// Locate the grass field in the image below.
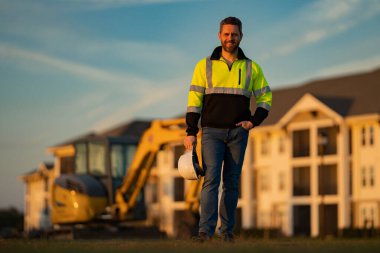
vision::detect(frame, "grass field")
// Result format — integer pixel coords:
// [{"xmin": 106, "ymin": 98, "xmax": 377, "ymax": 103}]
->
[{"xmin": 1, "ymin": 238, "xmax": 380, "ymax": 253}]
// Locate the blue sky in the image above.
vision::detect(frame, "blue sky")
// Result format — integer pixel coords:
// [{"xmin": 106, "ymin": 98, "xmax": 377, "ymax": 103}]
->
[{"xmin": 1, "ymin": 0, "xmax": 380, "ymax": 210}]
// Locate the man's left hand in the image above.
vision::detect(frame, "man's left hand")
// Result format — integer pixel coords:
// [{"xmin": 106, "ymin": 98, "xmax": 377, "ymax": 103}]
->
[{"xmin": 236, "ymin": 121, "xmax": 254, "ymax": 130}]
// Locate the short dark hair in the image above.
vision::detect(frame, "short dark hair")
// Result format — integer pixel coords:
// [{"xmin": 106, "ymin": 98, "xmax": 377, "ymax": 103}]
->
[{"xmin": 220, "ymin": 17, "xmax": 242, "ymax": 35}]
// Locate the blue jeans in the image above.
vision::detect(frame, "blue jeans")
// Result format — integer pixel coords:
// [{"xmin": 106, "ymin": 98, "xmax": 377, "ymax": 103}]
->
[{"xmin": 199, "ymin": 126, "xmax": 249, "ymax": 236}]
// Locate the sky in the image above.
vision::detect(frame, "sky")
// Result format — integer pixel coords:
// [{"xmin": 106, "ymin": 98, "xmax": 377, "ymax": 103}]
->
[{"xmin": 1, "ymin": 0, "xmax": 380, "ymax": 211}]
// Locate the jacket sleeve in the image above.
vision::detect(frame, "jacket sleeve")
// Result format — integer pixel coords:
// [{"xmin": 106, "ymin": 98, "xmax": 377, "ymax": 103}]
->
[
  {"xmin": 250, "ymin": 62, "xmax": 272, "ymax": 127},
  {"xmin": 186, "ymin": 59, "xmax": 207, "ymax": 136}
]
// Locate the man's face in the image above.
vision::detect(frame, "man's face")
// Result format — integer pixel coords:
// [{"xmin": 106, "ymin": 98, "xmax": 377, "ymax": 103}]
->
[{"xmin": 218, "ymin": 24, "xmax": 242, "ymax": 53}]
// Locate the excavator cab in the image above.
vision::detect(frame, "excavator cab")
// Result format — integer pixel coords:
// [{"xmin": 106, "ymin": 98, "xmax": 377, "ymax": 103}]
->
[
  {"xmin": 51, "ymin": 174, "xmax": 108, "ymax": 224},
  {"xmin": 51, "ymin": 135, "xmax": 145, "ymax": 224}
]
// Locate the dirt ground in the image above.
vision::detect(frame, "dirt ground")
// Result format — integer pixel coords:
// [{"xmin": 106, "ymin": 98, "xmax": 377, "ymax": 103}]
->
[{"xmin": 1, "ymin": 238, "xmax": 380, "ymax": 253}]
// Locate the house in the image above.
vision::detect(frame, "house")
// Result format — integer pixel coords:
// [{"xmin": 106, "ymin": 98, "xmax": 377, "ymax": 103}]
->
[
  {"xmin": 245, "ymin": 68, "xmax": 380, "ymax": 236},
  {"xmin": 20, "ymin": 162, "xmax": 54, "ymax": 233}
]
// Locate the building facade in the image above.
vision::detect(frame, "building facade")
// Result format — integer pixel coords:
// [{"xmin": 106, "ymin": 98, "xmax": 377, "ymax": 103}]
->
[
  {"xmin": 20, "ymin": 162, "xmax": 54, "ymax": 233},
  {"xmin": 249, "ymin": 93, "xmax": 379, "ymax": 236}
]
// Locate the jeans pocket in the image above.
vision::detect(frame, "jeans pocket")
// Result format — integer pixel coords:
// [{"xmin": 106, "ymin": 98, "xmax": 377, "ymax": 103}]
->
[{"xmin": 240, "ymin": 126, "xmax": 249, "ymax": 132}]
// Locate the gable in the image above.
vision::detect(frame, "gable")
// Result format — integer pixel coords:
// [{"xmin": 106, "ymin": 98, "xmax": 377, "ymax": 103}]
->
[{"xmin": 277, "ymin": 93, "xmax": 344, "ymax": 128}]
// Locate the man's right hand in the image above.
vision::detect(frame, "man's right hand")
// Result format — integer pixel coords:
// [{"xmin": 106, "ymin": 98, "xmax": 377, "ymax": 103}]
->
[{"xmin": 184, "ymin": 136, "xmax": 197, "ymax": 150}]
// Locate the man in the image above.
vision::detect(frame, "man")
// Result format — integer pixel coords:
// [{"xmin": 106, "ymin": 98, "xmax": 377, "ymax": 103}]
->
[{"xmin": 184, "ymin": 17, "xmax": 272, "ymax": 242}]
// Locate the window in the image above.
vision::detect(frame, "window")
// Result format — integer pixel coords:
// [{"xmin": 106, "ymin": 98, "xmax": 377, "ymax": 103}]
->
[
  {"xmin": 293, "ymin": 129, "xmax": 310, "ymax": 157},
  {"xmin": 319, "ymin": 204, "xmax": 338, "ymax": 236},
  {"xmin": 370, "ymin": 208, "xmax": 375, "ymax": 227},
  {"xmin": 278, "ymin": 171, "xmax": 285, "ymax": 191},
  {"xmin": 110, "ymin": 144, "xmax": 137, "ymax": 178},
  {"xmin": 369, "ymin": 126, "xmax": 374, "ymax": 145},
  {"xmin": 75, "ymin": 143, "xmax": 87, "ymax": 174},
  {"xmin": 261, "ymin": 136, "xmax": 270, "ymax": 156},
  {"xmin": 278, "ymin": 137, "xmax": 285, "ymax": 154},
  {"xmin": 61, "ymin": 156, "xmax": 75, "ymax": 174},
  {"xmin": 260, "ymin": 171, "xmax": 271, "ymax": 192},
  {"xmin": 370, "ymin": 166, "xmax": 375, "ymax": 187},
  {"xmin": 318, "ymin": 127, "xmax": 338, "ymax": 155},
  {"xmin": 111, "ymin": 145, "xmax": 124, "ymax": 178},
  {"xmin": 362, "ymin": 127, "xmax": 366, "ymax": 146},
  {"xmin": 293, "ymin": 166, "xmax": 310, "ymax": 196},
  {"xmin": 318, "ymin": 164, "xmax": 337, "ymax": 195},
  {"xmin": 126, "ymin": 145, "xmax": 136, "ymax": 170},
  {"xmin": 362, "ymin": 167, "xmax": 366, "ymax": 187},
  {"xmin": 89, "ymin": 142, "xmax": 106, "ymax": 176},
  {"xmin": 293, "ymin": 205, "xmax": 311, "ymax": 236}
]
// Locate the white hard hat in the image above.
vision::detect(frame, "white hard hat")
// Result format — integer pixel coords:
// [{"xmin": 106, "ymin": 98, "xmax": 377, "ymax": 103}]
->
[{"xmin": 178, "ymin": 148, "xmax": 204, "ymax": 180}]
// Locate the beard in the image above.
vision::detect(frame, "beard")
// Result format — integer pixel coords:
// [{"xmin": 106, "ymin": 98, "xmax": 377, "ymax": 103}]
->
[{"xmin": 221, "ymin": 40, "xmax": 240, "ymax": 53}]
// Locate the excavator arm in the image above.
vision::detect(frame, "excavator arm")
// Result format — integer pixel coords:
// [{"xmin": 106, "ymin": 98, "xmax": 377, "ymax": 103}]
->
[{"xmin": 112, "ymin": 118, "xmax": 192, "ymax": 219}]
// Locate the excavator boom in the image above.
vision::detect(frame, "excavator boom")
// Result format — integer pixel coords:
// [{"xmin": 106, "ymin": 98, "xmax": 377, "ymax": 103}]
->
[{"xmin": 113, "ymin": 118, "xmax": 196, "ymax": 219}]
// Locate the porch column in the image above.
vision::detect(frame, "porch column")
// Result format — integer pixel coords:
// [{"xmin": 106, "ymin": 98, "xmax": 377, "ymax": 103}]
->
[
  {"xmin": 241, "ymin": 136, "xmax": 254, "ymax": 228},
  {"xmin": 338, "ymin": 123, "xmax": 350, "ymax": 229}
]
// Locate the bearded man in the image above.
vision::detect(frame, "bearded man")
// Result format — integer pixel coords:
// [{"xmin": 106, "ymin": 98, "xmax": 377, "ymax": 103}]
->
[{"xmin": 184, "ymin": 16, "xmax": 272, "ymax": 243}]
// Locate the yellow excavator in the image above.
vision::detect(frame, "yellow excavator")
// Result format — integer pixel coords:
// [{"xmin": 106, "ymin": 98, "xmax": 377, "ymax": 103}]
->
[{"xmin": 51, "ymin": 118, "xmax": 203, "ymax": 226}]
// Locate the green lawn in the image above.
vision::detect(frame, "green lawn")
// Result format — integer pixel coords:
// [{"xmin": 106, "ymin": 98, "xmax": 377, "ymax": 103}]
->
[{"xmin": 1, "ymin": 238, "xmax": 380, "ymax": 253}]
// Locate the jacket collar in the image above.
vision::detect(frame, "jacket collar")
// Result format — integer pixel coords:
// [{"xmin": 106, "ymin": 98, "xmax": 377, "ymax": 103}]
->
[{"xmin": 210, "ymin": 46, "xmax": 248, "ymax": 60}]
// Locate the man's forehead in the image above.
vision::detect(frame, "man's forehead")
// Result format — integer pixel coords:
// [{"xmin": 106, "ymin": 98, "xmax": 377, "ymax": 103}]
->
[{"xmin": 220, "ymin": 24, "xmax": 240, "ymax": 33}]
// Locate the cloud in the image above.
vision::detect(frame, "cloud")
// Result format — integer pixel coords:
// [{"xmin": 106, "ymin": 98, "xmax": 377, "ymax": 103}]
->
[
  {"xmin": 0, "ymin": 0, "xmax": 190, "ymax": 66},
  {"xmin": 0, "ymin": 42, "xmax": 187, "ymax": 128},
  {"xmin": 309, "ymin": 0, "xmax": 358, "ymax": 22},
  {"xmin": 259, "ymin": 0, "xmax": 380, "ymax": 61},
  {"xmin": 92, "ymin": 76, "xmax": 187, "ymax": 131},
  {"xmin": 273, "ymin": 30, "xmax": 328, "ymax": 56},
  {"xmin": 0, "ymin": 0, "xmax": 191, "ymax": 79},
  {"xmin": 0, "ymin": 0, "xmax": 193, "ymax": 135},
  {"xmin": 0, "ymin": 42, "xmax": 148, "ymax": 88},
  {"xmin": 79, "ymin": 39, "xmax": 190, "ymax": 76},
  {"xmin": 63, "ymin": 0, "xmax": 204, "ymax": 10},
  {"xmin": 274, "ymin": 54, "xmax": 380, "ymax": 87},
  {"xmin": 316, "ymin": 54, "xmax": 380, "ymax": 78}
]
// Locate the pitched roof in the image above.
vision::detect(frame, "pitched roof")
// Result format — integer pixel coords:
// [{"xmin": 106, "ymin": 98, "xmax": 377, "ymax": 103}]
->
[
  {"xmin": 50, "ymin": 119, "xmax": 152, "ymax": 148},
  {"xmin": 20, "ymin": 162, "xmax": 54, "ymax": 180},
  {"xmin": 50, "ymin": 132, "xmax": 97, "ymax": 148},
  {"xmin": 98, "ymin": 119, "xmax": 152, "ymax": 138},
  {"xmin": 254, "ymin": 68, "xmax": 380, "ymax": 126}
]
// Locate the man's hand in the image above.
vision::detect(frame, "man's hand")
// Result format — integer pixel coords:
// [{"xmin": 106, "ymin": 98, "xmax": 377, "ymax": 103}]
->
[
  {"xmin": 184, "ymin": 136, "xmax": 197, "ymax": 150},
  {"xmin": 236, "ymin": 121, "xmax": 254, "ymax": 130}
]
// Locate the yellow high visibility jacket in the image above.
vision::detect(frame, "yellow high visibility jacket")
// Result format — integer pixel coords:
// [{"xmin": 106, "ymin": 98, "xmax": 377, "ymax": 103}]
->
[{"xmin": 186, "ymin": 46, "xmax": 272, "ymax": 136}]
